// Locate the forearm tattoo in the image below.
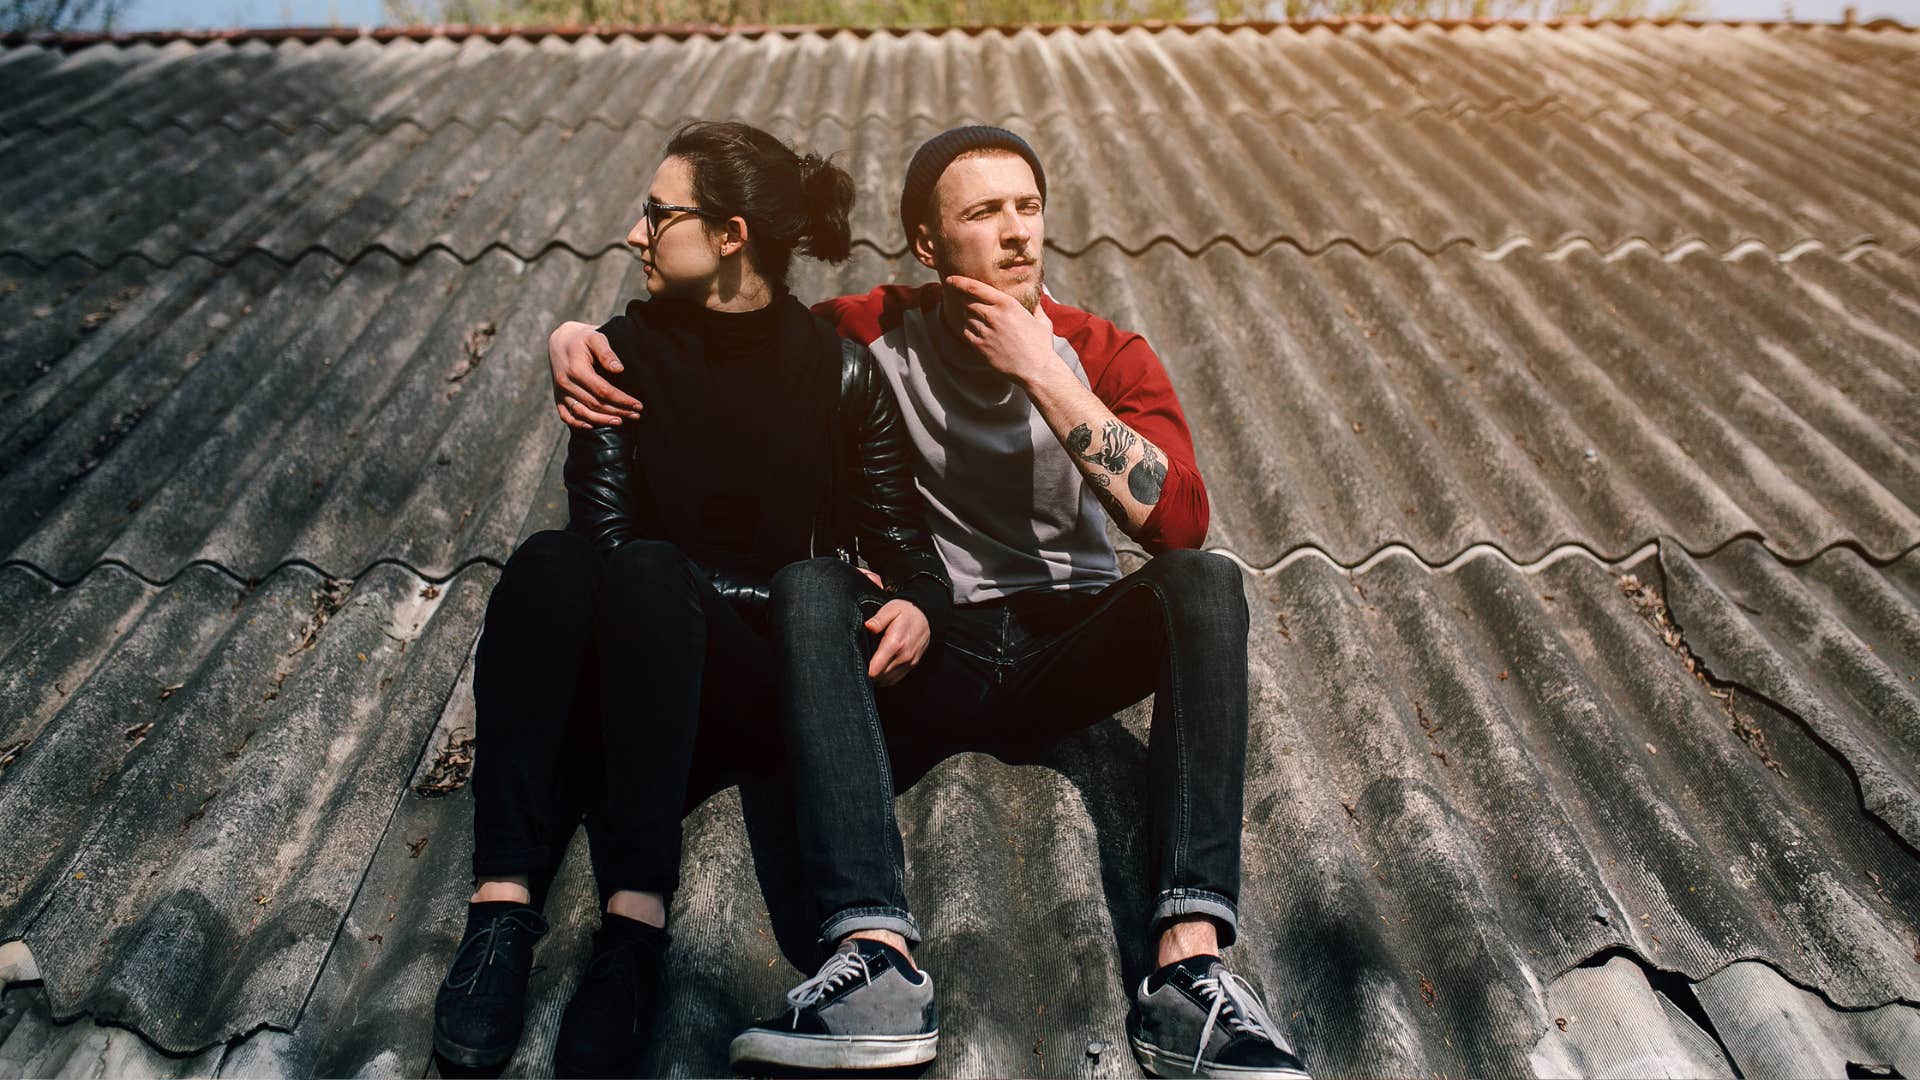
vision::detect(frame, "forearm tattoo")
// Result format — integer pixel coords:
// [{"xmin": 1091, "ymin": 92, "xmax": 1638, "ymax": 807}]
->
[
  {"xmin": 1068, "ymin": 420, "xmax": 1134, "ymax": 475},
  {"xmin": 1129, "ymin": 443, "xmax": 1167, "ymax": 505},
  {"xmin": 1068, "ymin": 420, "xmax": 1165, "ymax": 508},
  {"xmin": 1081, "ymin": 467, "xmax": 1127, "ymax": 518}
]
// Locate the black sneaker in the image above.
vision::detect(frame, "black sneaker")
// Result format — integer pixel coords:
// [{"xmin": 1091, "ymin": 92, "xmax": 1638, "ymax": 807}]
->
[
  {"xmin": 553, "ymin": 913, "xmax": 670, "ymax": 1078},
  {"xmin": 432, "ymin": 902, "xmax": 549, "ymax": 1068},
  {"xmin": 728, "ymin": 938, "xmax": 940, "ymax": 1071},
  {"xmin": 1130, "ymin": 955, "xmax": 1310, "ymax": 1078}
]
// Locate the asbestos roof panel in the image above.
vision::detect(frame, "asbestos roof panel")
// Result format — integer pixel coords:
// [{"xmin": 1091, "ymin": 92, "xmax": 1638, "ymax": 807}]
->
[
  {"xmin": 6, "ymin": 246, "xmax": 1915, "ymax": 582},
  {"xmin": 0, "ymin": 984, "xmax": 225, "ymax": 1078},
  {"xmin": 4, "ymin": 545, "xmax": 1916, "ymax": 1074},
  {"xmin": 7, "ymin": 25, "xmax": 1919, "ymax": 135},
  {"xmin": 1663, "ymin": 538, "xmax": 1920, "ymax": 849},
  {"xmin": 1527, "ymin": 955, "xmax": 1736, "ymax": 1078},
  {"xmin": 0, "ymin": 104, "xmax": 1905, "ymax": 261},
  {"xmin": 0, "ymin": 250, "xmax": 618, "ymax": 581},
  {"xmin": 4, "ymin": 27, "xmax": 1919, "ymax": 266},
  {"xmin": 1528, "ymin": 955, "xmax": 1920, "ymax": 1079},
  {"xmin": 1054, "ymin": 244, "xmax": 1920, "ymax": 565},
  {"xmin": 1, "ymin": 20, "xmax": 1917, "ymax": 1079},
  {"xmin": 0, "ymin": 561, "xmax": 493, "ymax": 1052},
  {"xmin": 1692, "ymin": 960, "xmax": 1920, "ymax": 1078}
]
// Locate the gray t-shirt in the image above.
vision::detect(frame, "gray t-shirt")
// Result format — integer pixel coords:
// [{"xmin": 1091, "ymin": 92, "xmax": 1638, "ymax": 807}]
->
[{"xmin": 862, "ymin": 299, "xmax": 1119, "ymax": 604}]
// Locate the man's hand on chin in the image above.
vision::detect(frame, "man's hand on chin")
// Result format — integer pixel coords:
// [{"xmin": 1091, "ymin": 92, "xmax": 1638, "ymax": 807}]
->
[
  {"xmin": 943, "ymin": 274, "xmax": 1056, "ymax": 385},
  {"xmin": 549, "ymin": 320, "xmax": 644, "ymax": 429}
]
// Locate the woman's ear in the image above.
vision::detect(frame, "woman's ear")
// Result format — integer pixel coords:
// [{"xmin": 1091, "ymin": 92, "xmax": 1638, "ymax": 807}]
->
[{"xmin": 719, "ymin": 215, "xmax": 749, "ymax": 257}]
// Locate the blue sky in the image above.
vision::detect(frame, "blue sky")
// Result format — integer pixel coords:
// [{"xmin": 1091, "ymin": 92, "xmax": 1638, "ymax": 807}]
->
[
  {"xmin": 105, "ymin": 0, "xmax": 1920, "ymax": 28},
  {"xmin": 120, "ymin": 0, "xmax": 383, "ymax": 28}
]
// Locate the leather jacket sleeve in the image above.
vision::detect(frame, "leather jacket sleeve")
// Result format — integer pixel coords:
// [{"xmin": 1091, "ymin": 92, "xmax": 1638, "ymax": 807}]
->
[
  {"xmin": 839, "ymin": 337, "xmax": 954, "ymax": 638},
  {"xmin": 565, "ymin": 422, "xmax": 776, "ymax": 614},
  {"xmin": 562, "ymin": 423, "xmax": 638, "ymax": 554}
]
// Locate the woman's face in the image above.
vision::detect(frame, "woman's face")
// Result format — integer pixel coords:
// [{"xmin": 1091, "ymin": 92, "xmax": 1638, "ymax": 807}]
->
[{"xmin": 627, "ymin": 155, "xmax": 725, "ymax": 300}]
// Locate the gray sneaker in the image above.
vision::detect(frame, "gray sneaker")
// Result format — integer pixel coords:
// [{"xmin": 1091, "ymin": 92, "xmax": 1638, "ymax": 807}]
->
[
  {"xmin": 1131, "ymin": 955, "xmax": 1310, "ymax": 1079},
  {"xmin": 728, "ymin": 938, "xmax": 940, "ymax": 1071}
]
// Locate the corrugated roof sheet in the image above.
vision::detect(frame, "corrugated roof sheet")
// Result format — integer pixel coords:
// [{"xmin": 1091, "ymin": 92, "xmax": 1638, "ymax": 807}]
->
[
  {"xmin": 0, "ymin": 562, "xmax": 491, "ymax": 1048},
  {"xmin": 7, "ymin": 245, "xmax": 1918, "ymax": 580},
  {"xmin": 3, "ymin": 27, "xmax": 1920, "ymax": 263},
  {"xmin": 1531, "ymin": 954, "xmax": 1920, "ymax": 1078},
  {"xmin": 1, "ymin": 18, "xmax": 1916, "ymax": 1079}
]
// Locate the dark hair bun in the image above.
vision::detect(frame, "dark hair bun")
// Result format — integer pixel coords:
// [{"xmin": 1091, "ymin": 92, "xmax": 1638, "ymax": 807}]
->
[
  {"xmin": 797, "ymin": 151, "xmax": 855, "ymax": 264},
  {"xmin": 667, "ymin": 121, "xmax": 858, "ymax": 287}
]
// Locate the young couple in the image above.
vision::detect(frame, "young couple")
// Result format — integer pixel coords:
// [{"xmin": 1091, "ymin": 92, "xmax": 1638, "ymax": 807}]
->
[{"xmin": 429, "ymin": 120, "xmax": 1309, "ymax": 1080}]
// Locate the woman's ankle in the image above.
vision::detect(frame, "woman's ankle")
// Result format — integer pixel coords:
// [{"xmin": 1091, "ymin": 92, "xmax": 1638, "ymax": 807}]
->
[
  {"xmin": 605, "ymin": 890, "xmax": 667, "ymax": 928},
  {"xmin": 471, "ymin": 877, "xmax": 532, "ymax": 905}
]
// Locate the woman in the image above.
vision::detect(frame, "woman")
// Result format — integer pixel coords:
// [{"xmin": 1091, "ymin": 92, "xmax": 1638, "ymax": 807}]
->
[{"xmin": 430, "ymin": 121, "xmax": 951, "ymax": 1077}]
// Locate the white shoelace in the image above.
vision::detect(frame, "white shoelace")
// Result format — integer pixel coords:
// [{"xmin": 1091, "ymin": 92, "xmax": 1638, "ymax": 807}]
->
[
  {"xmin": 785, "ymin": 947, "xmax": 875, "ymax": 1024},
  {"xmin": 1190, "ymin": 969, "xmax": 1288, "ymax": 1073}
]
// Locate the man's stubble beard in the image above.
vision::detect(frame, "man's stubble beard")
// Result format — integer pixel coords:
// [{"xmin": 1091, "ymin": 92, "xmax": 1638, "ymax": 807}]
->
[
  {"xmin": 930, "ymin": 232, "xmax": 1043, "ymax": 312},
  {"xmin": 1011, "ymin": 262, "xmax": 1043, "ymax": 313},
  {"xmin": 1007, "ymin": 287, "xmax": 1042, "ymax": 313}
]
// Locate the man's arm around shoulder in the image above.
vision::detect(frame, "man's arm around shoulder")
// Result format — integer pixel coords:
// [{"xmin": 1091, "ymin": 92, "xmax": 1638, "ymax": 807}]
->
[{"xmin": 549, "ymin": 319, "xmax": 644, "ymax": 430}]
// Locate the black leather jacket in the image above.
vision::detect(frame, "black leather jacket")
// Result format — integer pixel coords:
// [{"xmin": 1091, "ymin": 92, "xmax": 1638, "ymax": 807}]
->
[{"xmin": 564, "ymin": 326, "xmax": 953, "ymax": 631}]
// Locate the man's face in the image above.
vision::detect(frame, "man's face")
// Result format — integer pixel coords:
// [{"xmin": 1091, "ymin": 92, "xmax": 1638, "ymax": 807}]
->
[{"xmin": 912, "ymin": 151, "xmax": 1045, "ymax": 312}]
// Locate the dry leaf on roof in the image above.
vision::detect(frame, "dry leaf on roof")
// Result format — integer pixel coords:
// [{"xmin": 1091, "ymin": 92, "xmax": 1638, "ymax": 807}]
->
[
  {"xmin": 448, "ymin": 321, "xmax": 498, "ymax": 384},
  {"xmin": 415, "ymin": 731, "xmax": 475, "ymax": 797}
]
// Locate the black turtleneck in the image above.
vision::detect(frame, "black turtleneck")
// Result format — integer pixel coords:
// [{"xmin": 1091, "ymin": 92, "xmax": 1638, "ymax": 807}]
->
[
  {"xmin": 675, "ymin": 294, "xmax": 784, "ymax": 567},
  {"xmin": 573, "ymin": 288, "xmax": 839, "ymax": 580}
]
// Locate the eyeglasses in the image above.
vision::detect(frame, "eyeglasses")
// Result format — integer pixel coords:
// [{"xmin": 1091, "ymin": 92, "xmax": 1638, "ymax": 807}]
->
[{"xmin": 642, "ymin": 197, "xmax": 727, "ymax": 236}]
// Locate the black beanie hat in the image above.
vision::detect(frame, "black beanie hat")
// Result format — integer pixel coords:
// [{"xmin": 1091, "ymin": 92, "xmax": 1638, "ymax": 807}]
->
[{"xmin": 898, "ymin": 125, "xmax": 1047, "ymax": 244}]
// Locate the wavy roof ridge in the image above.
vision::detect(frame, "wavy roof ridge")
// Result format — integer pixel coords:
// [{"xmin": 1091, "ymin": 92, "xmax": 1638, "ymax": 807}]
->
[
  {"xmin": 5, "ymin": 14, "xmax": 1916, "ymax": 52},
  {"xmin": 10, "ymin": 535, "xmax": 1917, "ymax": 590},
  {"xmin": 3, "ymin": 234, "xmax": 1902, "ymax": 273}
]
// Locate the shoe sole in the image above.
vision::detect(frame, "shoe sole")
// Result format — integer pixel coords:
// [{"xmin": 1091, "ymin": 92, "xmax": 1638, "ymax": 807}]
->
[
  {"xmin": 1130, "ymin": 1034, "xmax": 1312, "ymax": 1079},
  {"xmin": 432, "ymin": 1027, "xmax": 516, "ymax": 1070},
  {"xmin": 729, "ymin": 1029, "xmax": 939, "ymax": 1070}
]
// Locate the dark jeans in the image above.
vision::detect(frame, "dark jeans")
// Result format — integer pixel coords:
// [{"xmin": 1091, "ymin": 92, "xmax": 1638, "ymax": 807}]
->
[
  {"xmin": 770, "ymin": 548, "xmax": 1251, "ymax": 948},
  {"xmin": 470, "ymin": 529, "xmax": 780, "ymax": 904}
]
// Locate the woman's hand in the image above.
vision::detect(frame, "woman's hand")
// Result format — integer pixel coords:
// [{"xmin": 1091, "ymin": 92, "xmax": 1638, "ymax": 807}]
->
[
  {"xmin": 865, "ymin": 598, "xmax": 930, "ymax": 687},
  {"xmin": 550, "ymin": 321, "xmax": 644, "ymax": 429}
]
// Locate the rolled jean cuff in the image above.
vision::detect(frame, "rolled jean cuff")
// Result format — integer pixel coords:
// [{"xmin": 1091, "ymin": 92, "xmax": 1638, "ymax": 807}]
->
[
  {"xmin": 1153, "ymin": 888, "xmax": 1240, "ymax": 948},
  {"xmin": 820, "ymin": 906, "xmax": 923, "ymax": 948}
]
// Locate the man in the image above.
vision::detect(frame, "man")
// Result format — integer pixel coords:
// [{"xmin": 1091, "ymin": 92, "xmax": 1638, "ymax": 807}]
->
[{"xmin": 547, "ymin": 126, "xmax": 1308, "ymax": 1079}]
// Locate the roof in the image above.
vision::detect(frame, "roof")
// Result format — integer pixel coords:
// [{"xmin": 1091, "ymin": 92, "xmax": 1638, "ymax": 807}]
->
[{"xmin": 1, "ymin": 19, "xmax": 1917, "ymax": 1078}]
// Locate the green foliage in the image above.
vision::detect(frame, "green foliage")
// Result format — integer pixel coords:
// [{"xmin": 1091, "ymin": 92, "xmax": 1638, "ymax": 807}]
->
[
  {"xmin": 3, "ymin": 0, "xmax": 127, "ymax": 31},
  {"xmin": 384, "ymin": 0, "xmax": 1699, "ymax": 26},
  {"xmin": 385, "ymin": 0, "xmax": 1186, "ymax": 23}
]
